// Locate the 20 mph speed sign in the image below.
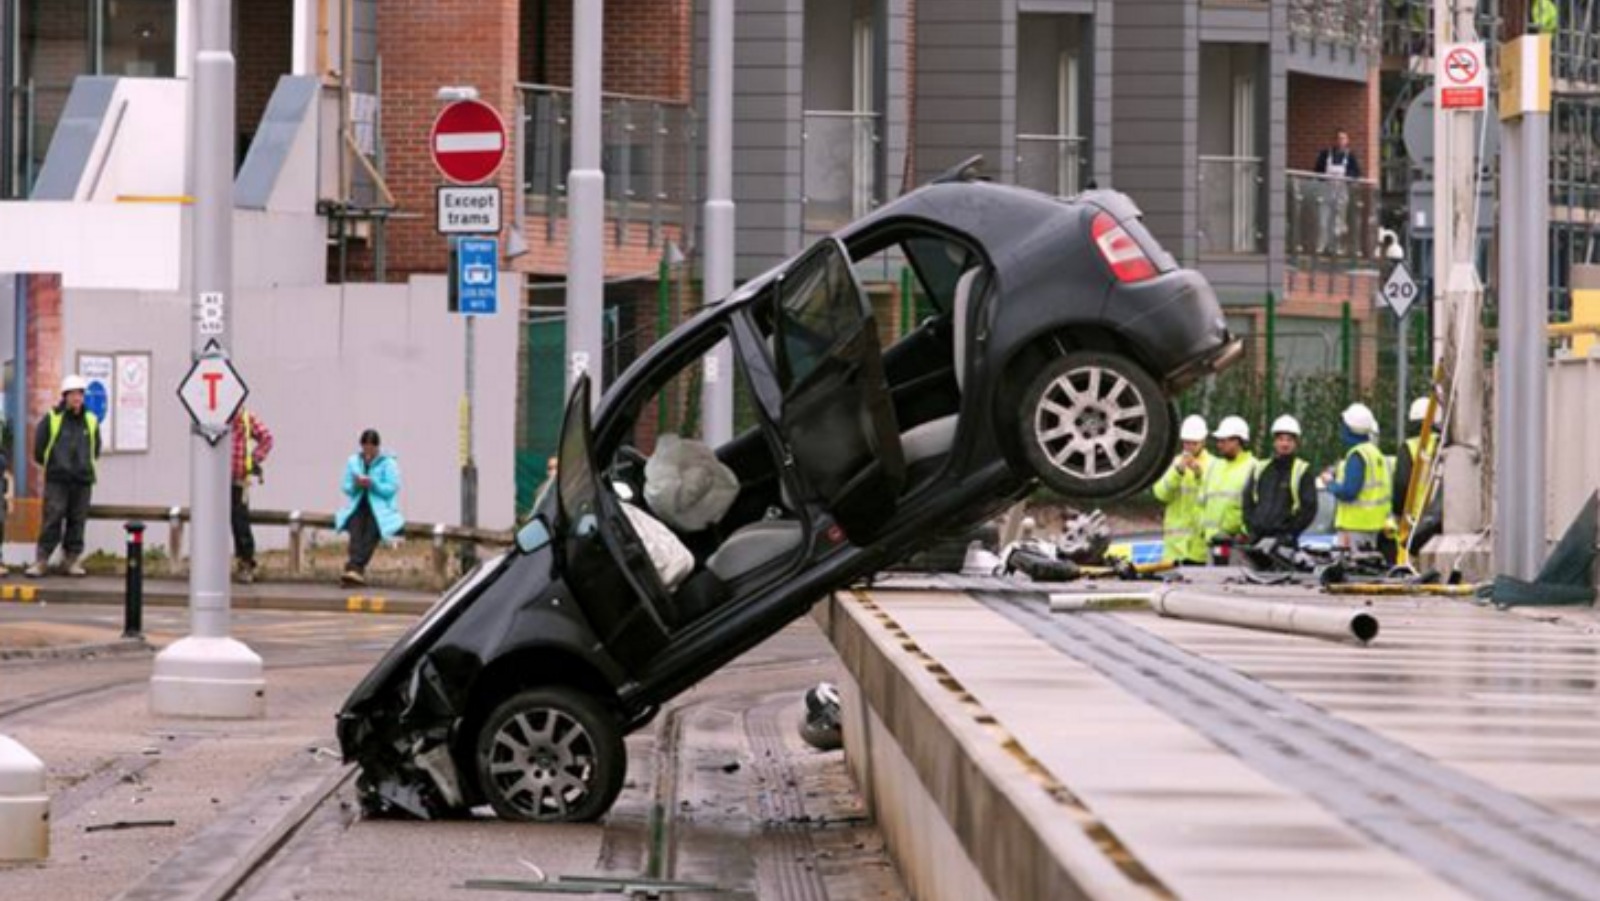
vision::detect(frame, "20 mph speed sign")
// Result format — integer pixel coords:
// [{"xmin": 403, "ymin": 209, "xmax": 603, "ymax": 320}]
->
[
  {"xmin": 430, "ymin": 100, "xmax": 507, "ymax": 184},
  {"xmin": 1381, "ymin": 263, "xmax": 1420, "ymax": 319}
]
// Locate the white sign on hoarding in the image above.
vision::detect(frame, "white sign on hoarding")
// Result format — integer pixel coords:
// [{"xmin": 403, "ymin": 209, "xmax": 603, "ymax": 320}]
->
[{"xmin": 114, "ymin": 353, "xmax": 151, "ymax": 453}]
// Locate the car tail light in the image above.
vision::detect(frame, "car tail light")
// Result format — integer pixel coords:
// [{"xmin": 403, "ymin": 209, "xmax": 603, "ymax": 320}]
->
[{"xmin": 1091, "ymin": 212, "xmax": 1158, "ymax": 283}]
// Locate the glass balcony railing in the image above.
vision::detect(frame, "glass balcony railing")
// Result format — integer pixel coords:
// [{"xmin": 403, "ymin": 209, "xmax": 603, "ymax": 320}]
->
[
  {"xmin": 518, "ymin": 83, "xmax": 696, "ymax": 249},
  {"xmin": 801, "ymin": 110, "xmax": 880, "ymax": 239},
  {"xmin": 1287, "ymin": 169, "xmax": 1379, "ymax": 271},
  {"xmin": 1289, "ymin": 0, "xmax": 1379, "ymax": 53},
  {"xmin": 1198, "ymin": 155, "xmax": 1265, "ymax": 255},
  {"xmin": 1015, "ymin": 134, "xmax": 1088, "ymax": 197}
]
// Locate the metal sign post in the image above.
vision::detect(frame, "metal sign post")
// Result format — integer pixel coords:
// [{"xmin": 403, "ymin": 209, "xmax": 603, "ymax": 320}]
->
[
  {"xmin": 151, "ymin": 0, "xmax": 264, "ymax": 719},
  {"xmin": 567, "ymin": 0, "xmax": 606, "ymax": 405},
  {"xmin": 1381, "ymin": 263, "xmax": 1420, "ymax": 442},
  {"xmin": 449, "ymin": 236, "xmax": 498, "ymax": 570}
]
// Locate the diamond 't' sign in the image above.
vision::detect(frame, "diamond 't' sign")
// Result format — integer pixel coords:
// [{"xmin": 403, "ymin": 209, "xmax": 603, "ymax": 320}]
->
[{"xmin": 177, "ymin": 355, "xmax": 249, "ymax": 444}]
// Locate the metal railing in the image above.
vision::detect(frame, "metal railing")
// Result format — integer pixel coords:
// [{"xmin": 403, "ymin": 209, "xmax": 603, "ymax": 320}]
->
[
  {"xmin": 1289, "ymin": 0, "xmax": 1379, "ymax": 52},
  {"xmin": 85, "ymin": 504, "xmax": 513, "ymax": 585},
  {"xmin": 802, "ymin": 110, "xmax": 880, "ymax": 239},
  {"xmin": 1015, "ymin": 134, "xmax": 1088, "ymax": 197},
  {"xmin": 1198, "ymin": 155, "xmax": 1265, "ymax": 255},
  {"xmin": 1286, "ymin": 169, "xmax": 1380, "ymax": 270},
  {"xmin": 518, "ymin": 83, "xmax": 697, "ymax": 249}
]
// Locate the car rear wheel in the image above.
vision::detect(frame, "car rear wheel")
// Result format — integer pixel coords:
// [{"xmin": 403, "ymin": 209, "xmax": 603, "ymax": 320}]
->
[
  {"xmin": 1018, "ymin": 351, "xmax": 1172, "ymax": 499},
  {"xmin": 474, "ymin": 687, "xmax": 626, "ymax": 823}
]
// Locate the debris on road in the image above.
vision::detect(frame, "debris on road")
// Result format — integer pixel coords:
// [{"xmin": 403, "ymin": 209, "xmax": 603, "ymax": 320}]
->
[
  {"xmin": 1151, "ymin": 590, "xmax": 1379, "ymax": 645},
  {"xmin": 1047, "ymin": 592, "xmax": 1158, "ymax": 613},
  {"xmin": 84, "ymin": 819, "xmax": 177, "ymax": 833}
]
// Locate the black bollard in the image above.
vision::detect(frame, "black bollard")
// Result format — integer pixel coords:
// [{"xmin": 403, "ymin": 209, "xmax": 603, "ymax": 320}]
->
[{"xmin": 123, "ymin": 521, "xmax": 146, "ymax": 639}]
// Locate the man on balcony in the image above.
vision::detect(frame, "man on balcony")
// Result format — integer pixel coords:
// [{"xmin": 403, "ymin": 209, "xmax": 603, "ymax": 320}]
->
[{"xmin": 1313, "ymin": 129, "xmax": 1364, "ymax": 255}]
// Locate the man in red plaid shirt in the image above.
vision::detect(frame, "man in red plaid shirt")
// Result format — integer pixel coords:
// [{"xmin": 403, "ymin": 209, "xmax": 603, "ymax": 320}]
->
[{"xmin": 232, "ymin": 408, "xmax": 274, "ymax": 583}]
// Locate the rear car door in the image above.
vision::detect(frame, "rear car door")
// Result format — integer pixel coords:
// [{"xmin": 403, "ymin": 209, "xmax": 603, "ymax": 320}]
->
[
  {"xmin": 555, "ymin": 376, "xmax": 674, "ymax": 667},
  {"xmin": 773, "ymin": 237, "xmax": 905, "ymax": 541}
]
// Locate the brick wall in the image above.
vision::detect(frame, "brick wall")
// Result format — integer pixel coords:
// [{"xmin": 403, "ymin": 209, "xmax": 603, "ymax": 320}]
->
[
  {"xmin": 24, "ymin": 274, "xmax": 64, "ymax": 498},
  {"xmin": 1287, "ymin": 72, "xmax": 1379, "ymax": 176},
  {"xmin": 238, "ymin": 0, "xmax": 293, "ymax": 142},
  {"xmin": 533, "ymin": 0, "xmax": 692, "ymax": 101},
  {"xmin": 377, "ymin": 0, "xmax": 522, "ymax": 281}
]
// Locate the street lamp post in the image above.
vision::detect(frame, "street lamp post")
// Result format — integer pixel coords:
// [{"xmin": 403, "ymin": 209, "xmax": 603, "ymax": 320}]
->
[{"xmin": 149, "ymin": 0, "xmax": 264, "ymax": 718}]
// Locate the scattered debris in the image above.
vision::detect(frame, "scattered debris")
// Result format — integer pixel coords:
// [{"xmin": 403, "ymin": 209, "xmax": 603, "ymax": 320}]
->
[
  {"xmin": 1151, "ymin": 590, "xmax": 1380, "ymax": 645},
  {"xmin": 799, "ymin": 683, "xmax": 843, "ymax": 751},
  {"xmin": 1048, "ymin": 592, "xmax": 1157, "ymax": 613},
  {"xmin": 84, "ymin": 819, "xmax": 177, "ymax": 833},
  {"xmin": 461, "ymin": 874, "xmax": 731, "ymax": 895},
  {"xmin": 719, "ymin": 761, "xmax": 742, "ymax": 774}
]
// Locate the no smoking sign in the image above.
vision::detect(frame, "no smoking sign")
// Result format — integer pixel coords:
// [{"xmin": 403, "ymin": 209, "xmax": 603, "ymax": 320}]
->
[{"xmin": 1439, "ymin": 42, "xmax": 1487, "ymax": 111}]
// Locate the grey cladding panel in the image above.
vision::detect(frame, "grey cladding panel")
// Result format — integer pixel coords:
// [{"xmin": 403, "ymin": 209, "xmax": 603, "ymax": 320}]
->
[
  {"xmin": 235, "ymin": 76, "xmax": 320, "ymax": 210},
  {"xmin": 30, "ymin": 76, "xmax": 118, "ymax": 200}
]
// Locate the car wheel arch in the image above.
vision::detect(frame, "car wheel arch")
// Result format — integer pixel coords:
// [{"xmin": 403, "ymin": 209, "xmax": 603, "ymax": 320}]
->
[
  {"xmin": 992, "ymin": 323, "xmax": 1160, "ymax": 467},
  {"xmin": 450, "ymin": 644, "xmax": 623, "ymax": 792}
]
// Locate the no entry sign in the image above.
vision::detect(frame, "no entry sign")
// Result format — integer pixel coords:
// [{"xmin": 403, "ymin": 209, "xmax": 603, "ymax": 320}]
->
[
  {"xmin": 1439, "ymin": 42, "xmax": 1487, "ymax": 111},
  {"xmin": 431, "ymin": 100, "xmax": 507, "ymax": 184}
]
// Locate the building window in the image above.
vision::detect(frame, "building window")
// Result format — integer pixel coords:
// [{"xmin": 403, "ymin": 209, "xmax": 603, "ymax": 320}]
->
[
  {"xmin": 802, "ymin": 0, "xmax": 881, "ymax": 239},
  {"xmin": 5, "ymin": 0, "xmax": 177, "ymax": 196},
  {"xmin": 1198, "ymin": 43, "xmax": 1267, "ymax": 254},
  {"xmin": 1016, "ymin": 14, "xmax": 1090, "ymax": 197}
]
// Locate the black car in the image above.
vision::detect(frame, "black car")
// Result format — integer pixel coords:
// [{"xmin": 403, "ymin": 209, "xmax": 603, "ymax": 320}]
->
[{"xmin": 338, "ymin": 174, "xmax": 1241, "ymax": 822}]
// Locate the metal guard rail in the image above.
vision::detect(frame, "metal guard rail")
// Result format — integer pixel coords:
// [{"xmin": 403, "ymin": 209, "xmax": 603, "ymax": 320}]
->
[{"xmin": 88, "ymin": 504, "xmax": 513, "ymax": 546}]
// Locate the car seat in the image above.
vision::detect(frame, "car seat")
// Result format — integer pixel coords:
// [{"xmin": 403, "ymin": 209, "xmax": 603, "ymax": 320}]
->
[{"xmin": 899, "ymin": 266, "xmax": 981, "ymax": 465}]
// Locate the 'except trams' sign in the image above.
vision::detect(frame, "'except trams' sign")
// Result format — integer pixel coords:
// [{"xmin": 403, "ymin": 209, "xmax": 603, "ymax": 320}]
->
[{"xmin": 437, "ymin": 186, "xmax": 502, "ymax": 235}]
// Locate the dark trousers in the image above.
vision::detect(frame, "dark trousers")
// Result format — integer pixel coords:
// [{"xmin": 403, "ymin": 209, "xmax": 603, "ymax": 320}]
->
[
  {"xmin": 39, "ymin": 480, "xmax": 92, "ymax": 559},
  {"xmin": 231, "ymin": 484, "xmax": 256, "ymax": 564},
  {"xmin": 345, "ymin": 498, "xmax": 380, "ymax": 572}
]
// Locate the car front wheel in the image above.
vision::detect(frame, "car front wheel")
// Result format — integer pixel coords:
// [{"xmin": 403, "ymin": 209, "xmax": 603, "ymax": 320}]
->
[
  {"xmin": 1018, "ymin": 351, "xmax": 1172, "ymax": 500},
  {"xmin": 474, "ymin": 687, "xmax": 626, "ymax": 822}
]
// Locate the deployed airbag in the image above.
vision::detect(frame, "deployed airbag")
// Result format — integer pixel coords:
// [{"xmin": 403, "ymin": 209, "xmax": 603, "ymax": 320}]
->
[
  {"xmin": 644, "ymin": 434, "xmax": 741, "ymax": 532},
  {"xmin": 621, "ymin": 503, "xmax": 695, "ymax": 591}
]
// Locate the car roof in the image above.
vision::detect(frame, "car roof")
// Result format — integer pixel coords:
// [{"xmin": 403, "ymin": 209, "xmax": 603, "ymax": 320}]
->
[{"xmin": 711, "ymin": 181, "xmax": 1141, "ymax": 313}]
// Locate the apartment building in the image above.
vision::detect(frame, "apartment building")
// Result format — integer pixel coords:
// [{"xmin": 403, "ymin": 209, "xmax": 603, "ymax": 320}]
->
[{"xmin": 0, "ymin": 0, "xmax": 1395, "ymax": 517}]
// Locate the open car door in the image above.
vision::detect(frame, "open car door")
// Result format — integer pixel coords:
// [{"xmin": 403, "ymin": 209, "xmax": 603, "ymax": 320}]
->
[
  {"xmin": 773, "ymin": 237, "xmax": 905, "ymax": 541},
  {"xmin": 555, "ymin": 376, "xmax": 674, "ymax": 667}
]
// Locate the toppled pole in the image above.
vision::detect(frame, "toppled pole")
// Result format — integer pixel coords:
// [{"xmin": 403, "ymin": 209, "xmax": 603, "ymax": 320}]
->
[{"xmin": 1150, "ymin": 590, "xmax": 1379, "ymax": 644}]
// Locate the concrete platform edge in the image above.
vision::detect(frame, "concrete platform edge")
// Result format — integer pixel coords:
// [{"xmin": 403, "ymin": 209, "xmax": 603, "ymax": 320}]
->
[
  {"xmin": 0, "ymin": 585, "xmax": 434, "ymax": 616},
  {"xmin": 818, "ymin": 591, "xmax": 1154, "ymax": 901}
]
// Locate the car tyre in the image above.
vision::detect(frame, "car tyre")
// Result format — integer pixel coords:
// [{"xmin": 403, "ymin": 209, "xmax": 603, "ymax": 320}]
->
[
  {"xmin": 1018, "ymin": 351, "xmax": 1172, "ymax": 500},
  {"xmin": 474, "ymin": 687, "xmax": 626, "ymax": 823}
]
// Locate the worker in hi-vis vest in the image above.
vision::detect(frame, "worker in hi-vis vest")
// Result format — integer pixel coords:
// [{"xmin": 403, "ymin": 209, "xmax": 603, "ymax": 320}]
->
[
  {"xmin": 1152, "ymin": 415, "xmax": 1212, "ymax": 564},
  {"xmin": 1198, "ymin": 415, "xmax": 1257, "ymax": 550},
  {"xmin": 26, "ymin": 375, "xmax": 102, "ymax": 578},
  {"xmin": 1243, "ymin": 415, "xmax": 1318, "ymax": 546},
  {"xmin": 1326, "ymin": 403, "xmax": 1392, "ymax": 551}
]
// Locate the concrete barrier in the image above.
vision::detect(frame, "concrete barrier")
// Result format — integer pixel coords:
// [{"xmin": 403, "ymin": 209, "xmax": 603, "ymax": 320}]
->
[{"xmin": 0, "ymin": 734, "xmax": 49, "ymax": 861}]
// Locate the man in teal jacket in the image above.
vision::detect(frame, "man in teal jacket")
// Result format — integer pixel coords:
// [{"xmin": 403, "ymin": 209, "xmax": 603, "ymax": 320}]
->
[{"xmin": 337, "ymin": 429, "xmax": 404, "ymax": 586}]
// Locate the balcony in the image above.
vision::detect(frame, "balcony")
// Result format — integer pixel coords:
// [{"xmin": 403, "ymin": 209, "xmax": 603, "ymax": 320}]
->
[
  {"xmin": 802, "ymin": 110, "xmax": 879, "ymax": 240},
  {"xmin": 1015, "ymin": 134, "xmax": 1088, "ymax": 198},
  {"xmin": 1286, "ymin": 170, "xmax": 1378, "ymax": 271},
  {"xmin": 518, "ymin": 83, "xmax": 696, "ymax": 256},
  {"xmin": 1198, "ymin": 156, "xmax": 1265, "ymax": 255},
  {"xmin": 1288, "ymin": 0, "xmax": 1378, "ymax": 81}
]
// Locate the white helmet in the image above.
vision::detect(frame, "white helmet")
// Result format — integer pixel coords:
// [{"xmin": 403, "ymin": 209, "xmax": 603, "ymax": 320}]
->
[
  {"xmin": 1409, "ymin": 396, "xmax": 1431, "ymax": 423},
  {"xmin": 1179, "ymin": 415, "xmax": 1209, "ymax": 442},
  {"xmin": 60, "ymin": 375, "xmax": 89, "ymax": 395},
  {"xmin": 1270, "ymin": 414, "xmax": 1302, "ymax": 437},
  {"xmin": 1214, "ymin": 415, "xmax": 1251, "ymax": 442},
  {"xmin": 1342, "ymin": 402, "xmax": 1379, "ymax": 436}
]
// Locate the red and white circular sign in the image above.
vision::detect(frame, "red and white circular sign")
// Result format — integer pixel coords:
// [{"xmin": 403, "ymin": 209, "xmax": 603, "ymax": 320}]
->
[{"xmin": 430, "ymin": 100, "xmax": 507, "ymax": 185}]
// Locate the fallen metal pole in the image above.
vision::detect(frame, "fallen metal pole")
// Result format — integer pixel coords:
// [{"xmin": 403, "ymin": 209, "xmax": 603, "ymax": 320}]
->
[{"xmin": 1150, "ymin": 590, "xmax": 1379, "ymax": 644}]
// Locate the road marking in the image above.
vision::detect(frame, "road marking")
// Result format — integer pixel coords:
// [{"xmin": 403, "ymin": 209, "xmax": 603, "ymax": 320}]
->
[
  {"xmin": 0, "ymin": 584, "xmax": 38, "ymax": 603},
  {"xmin": 344, "ymin": 595, "xmax": 388, "ymax": 614}
]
